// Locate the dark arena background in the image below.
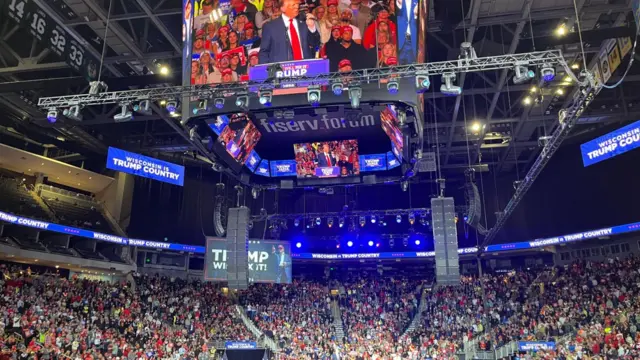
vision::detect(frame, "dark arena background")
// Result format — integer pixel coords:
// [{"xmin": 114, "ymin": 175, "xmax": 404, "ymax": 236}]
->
[{"xmin": 1, "ymin": 0, "xmax": 640, "ymax": 358}]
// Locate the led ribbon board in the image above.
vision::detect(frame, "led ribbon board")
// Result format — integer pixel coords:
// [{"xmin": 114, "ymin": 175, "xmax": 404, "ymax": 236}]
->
[
  {"xmin": 106, "ymin": 147, "xmax": 185, "ymax": 186},
  {"xmin": 359, "ymin": 154, "xmax": 388, "ymax": 172},
  {"xmin": 581, "ymin": 119, "xmax": 640, "ymax": 166},
  {"xmin": 2, "ymin": 210, "xmax": 639, "ymax": 257}
]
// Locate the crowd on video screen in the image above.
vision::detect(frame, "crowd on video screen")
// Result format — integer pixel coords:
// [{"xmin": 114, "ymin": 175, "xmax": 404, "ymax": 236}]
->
[
  {"xmin": 380, "ymin": 105, "xmax": 404, "ymax": 157},
  {"xmin": 294, "ymin": 140, "xmax": 359, "ymax": 178},
  {"xmin": 218, "ymin": 120, "xmax": 262, "ymax": 163},
  {"xmin": 188, "ymin": 0, "xmax": 418, "ymax": 85}
]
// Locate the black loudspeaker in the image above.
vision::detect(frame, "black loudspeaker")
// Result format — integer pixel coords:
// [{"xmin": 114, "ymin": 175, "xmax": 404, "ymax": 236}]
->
[
  {"xmin": 432, "ymin": 197, "xmax": 460, "ymax": 285},
  {"xmin": 363, "ymin": 175, "xmax": 377, "ymax": 185},
  {"xmin": 226, "ymin": 207, "xmax": 250, "ymax": 290},
  {"xmin": 280, "ymin": 180, "xmax": 294, "ymax": 189},
  {"xmin": 433, "ymin": 0, "xmax": 471, "ymax": 31}
]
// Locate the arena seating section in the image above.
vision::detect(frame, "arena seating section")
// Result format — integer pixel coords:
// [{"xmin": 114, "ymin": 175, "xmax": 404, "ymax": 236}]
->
[
  {"xmin": 0, "ymin": 172, "xmax": 125, "ymax": 263},
  {"xmin": 1, "ymin": 256, "xmax": 639, "ymax": 359}
]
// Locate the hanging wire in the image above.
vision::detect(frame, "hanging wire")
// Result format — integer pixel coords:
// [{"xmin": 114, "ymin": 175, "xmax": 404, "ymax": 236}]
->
[
  {"xmin": 600, "ymin": 24, "xmax": 639, "ymax": 89},
  {"xmin": 431, "ymin": 85, "xmax": 443, "ymax": 181},
  {"xmin": 572, "ymin": 0, "xmax": 588, "ymax": 71},
  {"xmin": 97, "ymin": 0, "xmax": 114, "ymax": 83}
]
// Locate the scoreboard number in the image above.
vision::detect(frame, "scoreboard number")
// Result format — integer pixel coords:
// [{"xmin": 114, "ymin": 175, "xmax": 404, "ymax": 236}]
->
[
  {"xmin": 30, "ymin": 12, "xmax": 46, "ymax": 36},
  {"xmin": 8, "ymin": 0, "xmax": 27, "ymax": 20},
  {"xmin": 50, "ymin": 29, "xmax": 66, "ymax": 53},
  {"xmin": 69, "ymin": 44, "xmax": 84, "ymax": 67}
]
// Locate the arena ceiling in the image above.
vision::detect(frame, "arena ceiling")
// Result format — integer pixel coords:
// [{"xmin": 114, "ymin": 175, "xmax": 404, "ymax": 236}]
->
[{"xmin": 0, "ymin": 0, "xmax": 637, "ymax": 182}]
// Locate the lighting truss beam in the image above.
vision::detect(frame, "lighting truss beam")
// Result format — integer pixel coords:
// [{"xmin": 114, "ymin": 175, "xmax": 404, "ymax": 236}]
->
[
  {"xmin": 267, "ymin": 207, "xmax": 468, "ymax": 222},
  {"xmin": 37, "ymin": 50, "xmax": 565, "ymax": 108},
  {"xmin": 481, "ymin": 82, "xmax": 597, "ymax": 247}
]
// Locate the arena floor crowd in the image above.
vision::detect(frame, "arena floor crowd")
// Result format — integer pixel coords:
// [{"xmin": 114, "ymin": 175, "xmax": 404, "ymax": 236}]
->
[{"xmin": 1, "ymin": 255, "xmax": 639, "ymax": 359}]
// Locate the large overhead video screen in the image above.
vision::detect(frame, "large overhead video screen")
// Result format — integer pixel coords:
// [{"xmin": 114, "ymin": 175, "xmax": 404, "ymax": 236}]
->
[
  {"xmin": 381, "ymin": 105, "xmax": 404, "ymax": 162},
  {"xmin": 294, "ymin": 140, "xmax": 359, "ymax": 178},
  {"xmin": 185, "ymin": 0, "xmax": 417, "ymax": 88},
  {"xmin": 205, "ymin": 238, "xmax": 292, "ymax": 283},
  {"xmin": 217, "ymin": 117, "xmax": 262, "ymax": 163}
]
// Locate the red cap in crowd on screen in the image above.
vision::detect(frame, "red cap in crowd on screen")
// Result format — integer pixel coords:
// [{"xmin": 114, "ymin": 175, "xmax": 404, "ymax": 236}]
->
[
  {"xmin": 341, "ymin": 26, "xmax": 353, "ymax": 34},
  {"xmin": 338, "ymin": 59, "xmax": 351, "ymax": 68},
  {"xmin": 244, "ymin": 22, "xmax": 254, "ymax": 30},
  {"xmin": 196, "ymin": 29, "xmax": 205, "ymax": 38},
  {"xmin": 221, "ymin": 68, "xmax": 233, "ymax": 76},
  {"xmin": 327, "ymin": 0, "xmax": 338, "ymax": 6},
  {"xmin": 219, "ymin": 25, "xmax": 230, "ymax": 34},
  {"xmin": 386, "ymin": 57, "xmax": 398, "ymax": 66},
  {"xmin": 331, "ymin": 25, "xmax": 342, "ymax": 32}
]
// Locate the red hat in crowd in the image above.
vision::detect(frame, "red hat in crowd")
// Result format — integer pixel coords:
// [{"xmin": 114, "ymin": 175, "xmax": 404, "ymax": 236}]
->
[
  {"xmin": 244, "ymin": 22, "xmax": 254, "ymax": 30},
  {"xmin": 221, "ymin": 68, "xmax": 233, "ymax": 76},
  {"xmin": 327, "ymin": 0, "xmax": 338, "ymax": 6},
  {"xmin": 249, "ymin": 52, "xmax": 259, "ymax": 59},
  {"xmin": 331, "ymin": 24, "xmax": 342, "ymax": 32},
  {"xmin": 341, "ymin": 26, "xmax": 353, "ymax": 34},
  {"xmin": 195, "ymin": 29, "xmax": 206, "ymax": 38},
  {"xmin": 338, "ymin": 59, "xmax": 351, "ymax": 68},
  {"xmin": 386, "ymin": 57, "xmax": 398, "ymax": 66},
  {"xmin": 220, "ymin": 53, "xmax": 231, "ymax": 60},
  {"xmin": 218, "ymin": 25, "xmax": 230, "ymax": 34}
]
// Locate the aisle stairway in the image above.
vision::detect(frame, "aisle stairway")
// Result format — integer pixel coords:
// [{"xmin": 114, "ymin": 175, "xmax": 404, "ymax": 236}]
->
[
  {"xmin": 234, "ymin": 305, "xmax": 279, "ymax": 351},
  {"xmin": 331, "ymin": 299, "xmax": 345, "ymax": 342},
  {"xmin": 402, "ymin": 285, "xmax": 428, "ymax": 337}
]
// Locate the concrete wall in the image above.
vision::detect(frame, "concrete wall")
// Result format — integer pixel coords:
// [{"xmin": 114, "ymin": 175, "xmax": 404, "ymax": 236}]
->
[{"xmin": 96, "ymin": 172, "xmax": 134, "ymax": 229}]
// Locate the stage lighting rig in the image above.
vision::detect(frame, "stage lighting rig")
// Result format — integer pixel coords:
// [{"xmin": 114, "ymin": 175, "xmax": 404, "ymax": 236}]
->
[
  {"xmin": 387, "ymin": 79, "xmax": 399, "ymax": 94},
  {"xmin": 113, "ymin": 103, "xmax": 133, "ymax": 122},
  {"xmin": 307, "ymin": 86, "xmax": 321, "ymax": 106},
  {"xmin": 332, "ymin": 81, "xmax": 344, "ymax": 95},
  {"xmin": 459, "ymin": 42, "xmax": 477, "ymax": 61},
  {"xmin": 396, "ymin": 215, "xmax": 402, "ymax": 223},
  {"xmin": 415, "ymin": 72, "xmax": 430, "ymax": 93},
  {"xmin": 440, "ymin": 72, "xmax": 461, "ymax": 96},
  {"xmin": 88, "ymin": 81, "xmax": 108, "ymax": 95},
  {"xmin": 46, "ymin": 109, "xmax": 58, "ymax": 123},
  {"xmin": 513, "ymin": 63, "xmax": 535, "ymax": 85},
  {"xmin": 408, "ymin": 213, "xmax": 415, "ymax": 225},
  {"xmin": 259, "ymin": 89, "xmax": 273, "ymax": 106},
  {"xmin": 338, "ymin": 217, "xmax": 345, "ymax": 228},
  {"xmin": 371, "ymin": 215, "xmax": 377, "ymax": 224},
  {"xmin": 251, "ymin": 187, "xmax": 260, "ymax": 199},
  {"xmin": 541, "ymin": 64, "xmax": 555, "ymax": 81},
  {"xmin": 235, "ymin": 93, "xmax": 249, "ymax": 109},
  {"xmin": 165, "ymin": 101, "xmax": 178, "ymax": 113},
  {"xmin": 213, "ymin": 97, "xmax": 225, "ymax": 109},
  {"xmin": 316, "ymin": 217, "xmax": 321, "ymax": 226},
  {"xmin": 294, "ymin": 218, "xmax": 300, "ymax": 227},
  {"xmin": 327, "ymin": 217, "xmax": 334, "ymax": 228},
  {"xmin": 63, "ymin": 105, "xmax": 82, "ymax": 121},
  {"xmin": 192, "ymin": 99, "xmax": 209, "ymax": 115},
  {"xmin": 359, "ymin": 216, "xmax": 366, "ymax": 227},
  {"xmin": 133, "ymin": 100, "xmax": 152, "ymax": 115},
  {"xmin": 349, "ymin": 85, "xmax": 362, "ymax": 108}
]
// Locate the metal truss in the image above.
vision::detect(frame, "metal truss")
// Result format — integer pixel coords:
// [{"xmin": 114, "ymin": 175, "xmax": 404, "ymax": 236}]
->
[
  {"xmin": 37, "ymin": 50, "xmax": 565, "ymax": 109},
  {"xmin": 266, "ymin": 206, "xmax": 469, "ymax": 221},
  {"xmin": 481, "ymin": 80, "xmax": 598, "ymax": 247}
]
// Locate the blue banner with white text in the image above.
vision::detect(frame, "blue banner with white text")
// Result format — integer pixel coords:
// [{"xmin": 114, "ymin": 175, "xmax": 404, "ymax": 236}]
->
[
  {"xmin": 106, "ymin": 147, "xmax": 185, "ymax": 186},
  {"xmin": 518, "ymin": 342, "xmax": 556, "ymax": 351},
  {"xmin": 224, "ymin": 341, "xmax": 258, "ymax": 350},
  {"xmin": 270, "ymin": 160, "xmax": 297, "ymax": 177},
  {"xmin": 581, "ymin": 120, "xmax": 640, "ymax": 166},
  {"xmin": 360, "ymin": 154, "xmax": 388, "ymax": 172}
]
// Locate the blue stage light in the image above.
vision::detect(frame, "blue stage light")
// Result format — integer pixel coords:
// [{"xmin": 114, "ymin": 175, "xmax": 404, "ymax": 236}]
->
[
  {"xmin": 347, "ymin": 241, "xmax": 353, "ymax": 247},
  {"xmin": 368, "ymin": 240, "xmax": 374, "ymax": 247},
  {"xmin": 296, "ymin": 242, "xmax": 302, "ymax": 248},
  {"xmin": 415, "ymin": 239, "xmax": 421, "ymax": 245}
]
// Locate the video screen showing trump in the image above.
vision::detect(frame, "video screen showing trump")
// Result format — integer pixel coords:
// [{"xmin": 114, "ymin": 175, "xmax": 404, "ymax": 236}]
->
[
  {"xmin": 188, "ymin": 0, "xmax": 417, "ymax": 86},
  {"xmin": 205, "ymin": 238, "xmax": 292, "ymax": 283},
  {"xmin": 217, "ymin": 116, "xmax": 262, "ymax": 163},
  {"xmin": 381, "ymin": 104, "xmax": 403, "ymax": 161},
  {"xmin": 294, "ymin": 140, "xmax": 359, "ymax": 178}
]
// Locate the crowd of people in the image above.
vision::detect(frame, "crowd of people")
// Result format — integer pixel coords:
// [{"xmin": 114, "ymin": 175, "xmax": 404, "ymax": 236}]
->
[
  {"xmin": 294, "ymin": 140, "xmax": 359, "ymax": 178},
  {"xmin": 188, "ymin": 0, "xmax": 414, "ymax": 85},
  {"xmin": 2, "ymin": 253, "xmax": 640, "ymax": 360}
]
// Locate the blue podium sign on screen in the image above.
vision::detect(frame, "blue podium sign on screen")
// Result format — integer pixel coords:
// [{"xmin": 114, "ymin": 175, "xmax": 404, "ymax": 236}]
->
[
  {"xmin": 225, "ymin": 341, "xmax": 257, "ymax": 349},
  {"xmin": 581, "ymin": 120, "xmax": 640, "ymax": 166},
  {"xmin": 518, "ymin": 342, "xmax": 556, "ymax": 351},
  {"xmin": 387, "ymin": 151, "xmax": 401, "ymax": 169},
  {"xmin": 255, "ymin": 159, "xmax": 270, "ymax": 177},
  {"xmin": 359, "ymin": 154, "xmax": 387, "ymax": 172},
  {"xmin": 270, "ymin": 160, "xmax": 297, "ymax": 177},
  {"xmin": 245, "ymin": 150, "xmax": 262, "ymax": 172},
  {"xmin": 106, "ymin": 147, "xmax": 184, "ymax": 186}
]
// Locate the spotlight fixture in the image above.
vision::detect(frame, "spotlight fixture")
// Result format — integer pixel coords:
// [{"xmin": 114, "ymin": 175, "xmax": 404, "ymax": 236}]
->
[
  {"xmin": 470, "ymin": 121, "xmax": 482, "ymax": 133},
  {"xmin": 133, "ymin": 100, "xmax": 152, "ymax": 115},
  {"xmin": 307, "ymin": 86, "xmax": 321, "ymax": 106},
  {"xmin": 522, "ymin": 96, "xmax": 533, "ymax": 106},
  {"xmin": 259, "ymin": 89, "xmax": 273, "ymax": 106},
  {"xmin": 555, "ymin": 88, "xmax": 565, "ymax": 96},
  {"xmin": 415, "ymin": 239, "xmax": 421, "ymax": 246},
  {"xmin": 415, "ymin": 72, "xmax": 430, "ymax": 93},
  {"xmin": 359, "ymin": 216, "xmax": 366, "ymax": 227},
  {"xmin": 251, "ymin": 187, "xmax": 259, "ymax": 199},
  {"xmin": 349, "ymin": 86, "xmax": 362, "ymax": 108},
  {"xmin": 420, "ymin": 213, "xmax": 428, "ymax": 226},
  {"xmin": 368, "ymin": 240, "xmax": 374, "ymax": 247},
  {"xmin": 192, "ymin": 99, "xmax": 209, "ymax": 115},
  {"xmin": 331, "ymin": 81, "xmax": 344, "ymax": 95},
  {"xmin": 513, "ymin": 64, "xmax": 535, "ymax": 85},
  {"xmin": 540, "ymin": 64, "xmax": 555, "ymax": 82},
  {"xmin": 562, "ymin": 75, "xmax": 572, "ymax": 84},
  {"xmin": 402, "ymin": 238, "xmax": 408, "ymax": 247},
  {"xmin": 46, "ymin": 109, "xmax": 58, "ymax": 124},
  {"xmin": 159, "ymin": 65, "xmax": 170, "ymax": 75},
  {"xmin": 327, "ymin": 217, "xmax": 334, "ymax": 228},
  {"xmin": 235, "ymin": 94, "xmax": 249, "ymax": 109},
  {"xmin": 213, "ymin": 97, "xmax": 225, "ymax": 109},
  {"xmin": 379, "ymin": 220, "xmax": 385, "ymax": 227},
  {"xmin": 571, "ymin": 63, "xmax": 580, "ymax": 70},
  {"xmin": 440, "ymin": 72, "xmax": 461, "ymax": 96},
  {"xmin": 529, "ymin": 86, "xmax": 538, "ymax": 93},
  {"xmin": 296, "ymin": 242, "xmax": 302, "ymax": 248},
  {"xmin": 401, "ymin": 181, "xmax": 408, "ymax": 192},
  {"xmin": 315, "ymin": 217, "xmax": 321, "ymax": 226},
  {"xmin": 555, "ymin": 23, "xmax": 567, "ymax": 37},
  {"xmin": 114, "ymin": 103, "xmax": 133, "ymax": 122},
  {"xmin": 347, "ymin": 241, "xmax": 353, "ymax": 247},
  {"xmin": 165, "ymin": 101, "xmax": 178, "ymax": 113},
  {"xmin": 396, "ymin": 214, "xmax": 402, "ymax": 223},
  {"xmin": 459, "ymin": 42, "xmax": 477, "ymax": 60},
  {"xmin": 387, "ymin": 79, "xmax": 399, "ymax": 94},
  {"xmin": 389, "ymin": 239, "xmax": 395, "ymax": 247},
  {"xmin": 339, "ymin": 217, "xmax": 345, "ymax": 228},
  {"xmin": 63, "ymin": 105, "xmax": 82, "ymax": 121},
  {"xmin": 371, "ymin": 215, "xmax": 377, "ymax": 224},
  {"xmin": 294, "ymin": 218, "xmax": 300, "ymax": 227},
  {"xmin": 408, "ymin": 213, "xmax": 415, "ymax": 225}
]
